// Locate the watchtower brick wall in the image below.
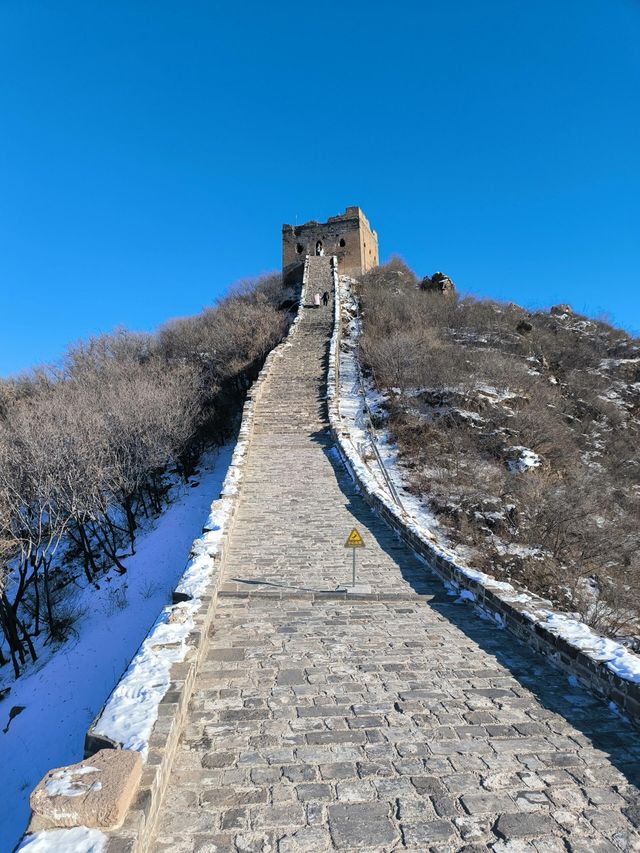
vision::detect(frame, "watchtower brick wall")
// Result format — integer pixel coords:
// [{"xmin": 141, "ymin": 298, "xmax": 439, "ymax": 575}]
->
[{"xmin": 282, "ymin": 206, "xmax": 379, "ymax": 285}]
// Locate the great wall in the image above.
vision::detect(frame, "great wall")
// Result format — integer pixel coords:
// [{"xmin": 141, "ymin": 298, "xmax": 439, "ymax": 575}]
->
[{"xmin": 18, "ymin": 211, "xmax": 640, "ymax": 852}]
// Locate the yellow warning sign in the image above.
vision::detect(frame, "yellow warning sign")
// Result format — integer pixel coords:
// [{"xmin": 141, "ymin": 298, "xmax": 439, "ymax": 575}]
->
[{"xmin": 344, "ymin": 528, "xmax": 365, "ymax": 548}]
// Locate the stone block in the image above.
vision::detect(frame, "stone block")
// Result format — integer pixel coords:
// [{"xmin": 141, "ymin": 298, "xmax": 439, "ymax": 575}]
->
[
  {"xmin": 401, "ymin": 819, "xmax": 456, "ymax": 844},
  {"xmin": 460, "ymin": 792, "xmax": 513, "ymax": 815},
  {"xmin": 29, "ymin": 749, "xmax": 142, "ymax": 830},
  {"xmin": 494, "ymin": 812, "xmax": 558, "ymax": 839},
  {"xmin": 328, "ymin": 802, "xmax": 397, "ymax": 849}
]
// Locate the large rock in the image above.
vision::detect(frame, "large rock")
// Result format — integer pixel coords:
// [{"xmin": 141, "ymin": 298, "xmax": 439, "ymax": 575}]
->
[
  {"xmin": 29, "ymin": 748, "xmax": 142, "ymax": 831},
  {"xmin": 550, "ymin": 303, "xmax": 573, "ymax": 316},
  {"xmin": 420, "ymin": 271, "xmax": 456, "ymax": 295}
]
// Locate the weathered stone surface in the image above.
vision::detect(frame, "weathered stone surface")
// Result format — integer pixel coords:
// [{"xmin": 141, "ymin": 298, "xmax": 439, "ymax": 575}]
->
[
  {"xmin": 401, "ymin": 818, "xmax": 455, "ymax": 844},
  {"xmin": 278, "ymin": 826, "xmax": 333, "ymax": 852},
  {"xmin": 494, "ymin": 812, "xmax": 558, "ymax": 839},
  {"xmin": 462, "ymin": 792, "xmax": 514, "ymax": 814},
  {"xmin": 201, "ymin": 751, "xmax": 235, "ymax": 769},
  {"xmin": 29, "ymin": 749, "xmax": 141, "ymax": 830},
  {"xmin": 328, "ymin": 802, "xmax": 397, "ymax": 848}
]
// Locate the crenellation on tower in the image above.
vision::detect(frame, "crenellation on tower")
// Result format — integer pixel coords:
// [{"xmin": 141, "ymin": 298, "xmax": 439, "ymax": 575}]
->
[{"xmin": 282, "ymin": 206, "xmax": 378, "ymax": 285}]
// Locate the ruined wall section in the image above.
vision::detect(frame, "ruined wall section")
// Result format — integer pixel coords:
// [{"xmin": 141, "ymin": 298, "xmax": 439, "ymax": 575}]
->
[{"xmin": 356, "ymin": 208, "xmax": 379, "ymax": 275}]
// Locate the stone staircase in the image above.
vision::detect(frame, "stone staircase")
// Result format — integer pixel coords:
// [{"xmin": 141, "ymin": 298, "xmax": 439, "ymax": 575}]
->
[
  {"xmin": 222, "ymin": 256, "xmax": 430, "ymax": 594},
  {"xmin": 152, "ymin": 257, "xmax": 640, "ymax": 852}
]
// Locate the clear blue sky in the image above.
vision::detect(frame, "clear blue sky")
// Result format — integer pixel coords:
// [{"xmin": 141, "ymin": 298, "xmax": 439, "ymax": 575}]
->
[{"xmin": 1, "ymin": 0, "xmax": 639, "ymax": 376}]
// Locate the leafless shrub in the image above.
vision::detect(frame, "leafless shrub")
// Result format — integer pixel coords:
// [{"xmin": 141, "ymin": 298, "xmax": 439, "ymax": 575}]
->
[
  {"xmin": 0, "ymin": 273, "xmax": 289, "ymax": 676},
  {"xmin": 103, "ymin": 585, "xmax": 128, "ymax": 616}
]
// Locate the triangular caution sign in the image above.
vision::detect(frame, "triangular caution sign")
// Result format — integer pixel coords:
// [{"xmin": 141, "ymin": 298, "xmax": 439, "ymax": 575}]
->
[{"xmin": 345, "ymin": 528, "xmax": 365, "ymax": 548}]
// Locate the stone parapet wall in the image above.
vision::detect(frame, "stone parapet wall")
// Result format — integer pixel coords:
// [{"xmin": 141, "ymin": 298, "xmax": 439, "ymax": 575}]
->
[
  {"xmin": 19, "ymin": 275, "xmax": 308, "ymax": 853},
  {"xmin": 327, "ymin": 271, "xmax": 640, "ymax": 728}
]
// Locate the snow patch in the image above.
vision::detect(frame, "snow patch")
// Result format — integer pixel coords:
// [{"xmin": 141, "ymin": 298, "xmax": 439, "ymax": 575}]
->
[
  {"xmin": 18, "ymin": 827, "xmax": 107, "ymax": 853},
  {"xmin": 507, "ymin": 446, "xmax": 542, "ymax": 472},
  {"xmin": 91, "ymin": 601, "xmax": 198, "ymax": 755},
  {"xmin": 455, "ymin": 589, "xmax": 476, "ymax": 604},
  {"xmin": 45, "ymin": 766, "xmax": 102, "ymax": 798},
  {"xmin": 536, "ymin": 611, "xmax": 640, "ymax": 683}
]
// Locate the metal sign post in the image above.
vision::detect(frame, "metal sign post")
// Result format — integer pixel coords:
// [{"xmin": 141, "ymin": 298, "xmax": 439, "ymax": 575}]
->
[{"xmin": 343, "ymin": 528, "xmax": 365, "ymax": 590}]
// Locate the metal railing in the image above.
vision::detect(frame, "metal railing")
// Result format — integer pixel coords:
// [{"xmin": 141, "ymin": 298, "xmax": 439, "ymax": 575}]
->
[{"xmin": 354, "ymin": 337, "xmax": 405, "ymax": 511}]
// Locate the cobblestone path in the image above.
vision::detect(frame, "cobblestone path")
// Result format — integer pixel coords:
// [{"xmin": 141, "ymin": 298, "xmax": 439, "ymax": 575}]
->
[{"xmin": 155, "ymin": 257, "xmax": 640, "ymax": 852}]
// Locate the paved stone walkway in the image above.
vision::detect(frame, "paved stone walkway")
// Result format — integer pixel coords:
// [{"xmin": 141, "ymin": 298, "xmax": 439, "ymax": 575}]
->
[{"xmin": 155, "ymin": 257, "xmax": 640, "ymax": 852}]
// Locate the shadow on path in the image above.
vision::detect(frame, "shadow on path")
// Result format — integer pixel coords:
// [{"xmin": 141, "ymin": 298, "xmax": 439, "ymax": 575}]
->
[{"xmin": 311, "ymin": 425, "xmax": 640, "ymax": 794}]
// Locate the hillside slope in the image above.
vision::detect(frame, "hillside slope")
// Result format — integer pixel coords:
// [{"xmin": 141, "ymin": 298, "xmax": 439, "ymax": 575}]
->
[{"xmin": 358, "ymin": 260, "xmax": 640, "ymax": 639}]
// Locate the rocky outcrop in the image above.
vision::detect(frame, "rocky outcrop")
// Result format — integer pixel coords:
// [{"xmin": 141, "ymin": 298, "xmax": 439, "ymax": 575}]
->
[
  {"xmin": 551, "ymin": 303, "xmax": 573, "ymax": 316},
  {"xmin": 420, "ymin": 271, "xmax": 456, "ymax": 295}
]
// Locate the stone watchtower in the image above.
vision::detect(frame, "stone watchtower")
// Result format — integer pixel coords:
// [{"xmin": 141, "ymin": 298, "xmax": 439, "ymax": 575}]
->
[{"xmin": 282, "ymin": 206, "xmax": 379, "ymax": 285}]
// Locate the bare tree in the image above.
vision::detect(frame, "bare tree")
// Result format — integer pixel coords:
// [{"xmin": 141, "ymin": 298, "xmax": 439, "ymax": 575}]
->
[{"xmin": 0, "ymin": 273, "xmax": 290, "ymax": 677}]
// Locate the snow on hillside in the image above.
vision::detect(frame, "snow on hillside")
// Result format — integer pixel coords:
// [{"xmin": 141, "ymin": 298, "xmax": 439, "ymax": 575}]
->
[{"xmin": 0, "ymin": 445, "xmax": 232, "ymax": 852}]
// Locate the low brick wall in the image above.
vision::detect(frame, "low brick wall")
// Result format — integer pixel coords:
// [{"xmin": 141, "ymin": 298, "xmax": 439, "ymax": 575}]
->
[
  {"xmin": 327, "ymin": 269, "xmax": 640, "ymax": 727},
  {"xmin": 20, "ymin": 279, "xmax": 307, "ymax": 853}
]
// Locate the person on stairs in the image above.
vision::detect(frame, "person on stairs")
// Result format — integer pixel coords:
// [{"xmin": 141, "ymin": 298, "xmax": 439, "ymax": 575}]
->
[
  {"xmin": 321, "ymin": 291, "xmax": 330, "ymax": 307},
  {"xmin": 314, "ymin": 292, "xmax": 321, "ymax": 308}
]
